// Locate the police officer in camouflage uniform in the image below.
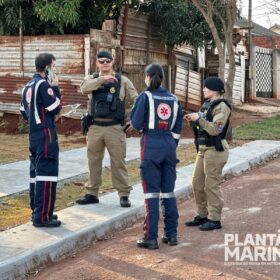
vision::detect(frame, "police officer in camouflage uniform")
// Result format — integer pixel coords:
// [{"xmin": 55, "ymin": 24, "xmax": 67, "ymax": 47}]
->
[
  {"xmin": 185, "ymin": 77, "xmax": 231, "ymax": 231},
  {"xmin": 76, "ymin": 50, "xmax": 138, "ymax": 207}
]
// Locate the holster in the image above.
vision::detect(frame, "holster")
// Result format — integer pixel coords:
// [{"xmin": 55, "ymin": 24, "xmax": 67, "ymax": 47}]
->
[{"xmin": 81, "ymin": 113, "xmax": 93, "ymax": 135}]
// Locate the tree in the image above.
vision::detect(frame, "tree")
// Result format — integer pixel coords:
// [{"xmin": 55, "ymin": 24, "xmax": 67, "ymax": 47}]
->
[
  {"xmin": 0, "ymin": 0, "xmax": 126, "ymax": 35},
  {"xmin": 139, "ymin": 0, "xmax": 221, "ymax": 49},
  {"xmin": 190, "ymin": 0, "xmax": 238, "ymax": 101}
]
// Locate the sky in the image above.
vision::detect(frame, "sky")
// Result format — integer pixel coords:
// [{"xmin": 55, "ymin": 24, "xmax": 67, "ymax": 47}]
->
[{"xmin": 240, "ymin": 0, "xmax": 280, "ymax": 28}]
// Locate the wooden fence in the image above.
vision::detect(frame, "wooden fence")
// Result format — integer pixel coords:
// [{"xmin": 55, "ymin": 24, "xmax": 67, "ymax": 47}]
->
[{"xmin": 175, "ymin": 65, "xmax": 202, "ymax": 111}]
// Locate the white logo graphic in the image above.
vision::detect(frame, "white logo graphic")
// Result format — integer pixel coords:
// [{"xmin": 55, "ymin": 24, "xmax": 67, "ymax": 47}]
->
[
  {"xmin": 157, "ymin": 103, "xmax": 171, "ymax": 120},
  {"xmin": 224, "ymin": 232, "xmax": 280, "ymax": 265},
  {"xmin": 26, "ymin": 88, "xmax": 32, "ymax": 103}
]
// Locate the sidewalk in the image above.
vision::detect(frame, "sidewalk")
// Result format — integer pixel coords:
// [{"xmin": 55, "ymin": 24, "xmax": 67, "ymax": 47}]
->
[
  {"xmin": 0, "ymin": 138, "xmax": 192, "ymax": 198},
  {"xmin": 1, "ymin": 140, "xmax": 280, "ymax": 280}
]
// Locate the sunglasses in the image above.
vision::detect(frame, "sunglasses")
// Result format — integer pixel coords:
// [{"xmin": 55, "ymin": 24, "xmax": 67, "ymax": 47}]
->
[{"xmin": 98, "ymin": 59, "xmax": 112, "ymax": 64}]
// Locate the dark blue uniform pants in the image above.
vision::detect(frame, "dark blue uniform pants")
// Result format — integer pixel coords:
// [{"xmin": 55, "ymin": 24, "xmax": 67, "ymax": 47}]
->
[
  {"xmin": 29, "ymin": 127, "xmax": 59, "ymax": 224},
  {"xmin": 140, "ymin": 133, "xmax": 179, "ymax": 240}
]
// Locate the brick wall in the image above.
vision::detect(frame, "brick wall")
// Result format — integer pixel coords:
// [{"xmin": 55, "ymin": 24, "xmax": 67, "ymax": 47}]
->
[{"xmin": 253, "ymin": 36, "xmax": 280, "ymax": 49}]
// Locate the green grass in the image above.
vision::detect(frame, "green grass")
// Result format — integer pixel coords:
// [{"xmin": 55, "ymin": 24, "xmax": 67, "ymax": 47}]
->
[{"xmin": 235, "ymin": 115, "xmax": 280, "ymax": 140}]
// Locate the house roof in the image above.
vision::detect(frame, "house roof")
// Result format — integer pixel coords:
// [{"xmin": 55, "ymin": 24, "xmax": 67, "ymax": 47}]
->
[{"xmin": 236, "ymin": 17, "xmax": 279, "ymax": 37}]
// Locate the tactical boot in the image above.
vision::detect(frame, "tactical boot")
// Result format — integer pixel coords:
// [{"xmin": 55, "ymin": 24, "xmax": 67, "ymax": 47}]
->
[
  {"xmin": 137, "ymin": 238, "xmax": 159, "ymax": 249},
  {"xmin": 31, "ymin": 212, "xmax": 57, "ymax": 221},
  {"xmin": 162, "ymin": 236, "xmax": 178, "ymax": 246},
  {"xmin": 33, "ymin": 219, "xmax": 61, "ymax": 228},
  {"xmin": 120, "ymin": 196, "xmax": 131, "ymax": 207},
  {"xmin": 51, "ymin": 214, "xmax": 58, "ymax": 220},
  {"xmin": 185, "ymin": 215, "xmax": 208, "ymax": 226},
  {"xmin": 199, "ymin": 220, "xmax": 222, "ymax": 231},
  {"xmin": 76, "ymin": 194, "xmax": 99, "ymax": 205}
]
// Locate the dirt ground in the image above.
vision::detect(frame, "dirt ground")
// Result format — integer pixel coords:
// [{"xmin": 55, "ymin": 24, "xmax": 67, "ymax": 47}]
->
[{"xmin": 32, "ymin": 157, "xmax": 280, "ymax": 280}]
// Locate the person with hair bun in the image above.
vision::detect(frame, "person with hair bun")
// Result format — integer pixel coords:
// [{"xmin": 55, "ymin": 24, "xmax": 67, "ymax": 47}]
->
[{"xmin": 131, "ymin": 63, "xmax": 183, "ymax": 249}]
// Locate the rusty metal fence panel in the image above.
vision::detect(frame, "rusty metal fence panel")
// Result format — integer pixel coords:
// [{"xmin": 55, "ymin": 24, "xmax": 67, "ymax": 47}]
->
[{"xmin": 0, "ymin": 35, "xmax": 86, "ymax": 75}]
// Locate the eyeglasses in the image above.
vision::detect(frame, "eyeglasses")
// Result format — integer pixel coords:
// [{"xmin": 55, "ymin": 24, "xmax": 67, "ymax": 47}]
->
[{"xmin": 98, "ymin": 59, "xmax": 112, "ymax": 64}]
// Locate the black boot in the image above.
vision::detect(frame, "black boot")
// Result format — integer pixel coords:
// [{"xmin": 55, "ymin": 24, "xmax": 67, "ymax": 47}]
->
[
  {"xmin": 52, "ymin": 214, "xmax": 58, "ymax": 220},
  {"xmin": 162, "ymin": 236, "xmax": 178, "ymax": 246},
  {"xmin": 185, "ymin": 215, "xmax": 208, "ymax": 226},
  {"xmin": 31, "ymin": 212, "xmax": 58, "ymax": 221},
  {"xmin": 33, "ymin": 219, "xmax": 61, "ymax": 228},
  {"xmin": 120, "ymin": 196, "xmax": 131, "ymax": 207},
  {"xmin": 199, "ymin": 220, "xmax": 222, "ymax": 231},
  {"xmin": 137, "ymin": 238, "xmax": 159, "ymax": 249},
  {"xmin": 76, "ymin": 194, "xmax": 99, "ymax": 205}
]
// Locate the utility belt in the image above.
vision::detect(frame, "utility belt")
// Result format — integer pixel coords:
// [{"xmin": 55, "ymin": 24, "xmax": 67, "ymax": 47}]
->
[
  {"xmin": 81, "ymin": 114, "xmax": 121, "ymax": 135},
  {"xmin": 195, "ymin": 134, "xmax": 225, "ymax": 151},
  {"xmin": 197, "ymin": 137, "xmax": 207, "ymax": 146}
]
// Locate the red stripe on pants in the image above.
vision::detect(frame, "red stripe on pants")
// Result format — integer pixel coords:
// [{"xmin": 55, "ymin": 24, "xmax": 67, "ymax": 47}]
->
[{"xmin": 41, "ymin": 181, "xmax": 47, "ymax": 223}]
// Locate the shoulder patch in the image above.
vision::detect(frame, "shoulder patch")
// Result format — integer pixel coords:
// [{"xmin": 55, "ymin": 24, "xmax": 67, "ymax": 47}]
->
[
  {"xmin": 26, "ymin": 88, "xmax": 32, "ymax": 104},
  {"xmin": 47, "ymin": 88, "xmax": 54, "ymax": 96}
]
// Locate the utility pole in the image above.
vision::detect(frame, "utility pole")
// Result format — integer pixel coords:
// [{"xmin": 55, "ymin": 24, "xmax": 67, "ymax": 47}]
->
[
  {"xmin": 19, "ymin": 4, "xmax": 24, "ymax": 76},
  {"xmin": 247, "ymin": 0, "xmax": 252, "ymax": 99}
]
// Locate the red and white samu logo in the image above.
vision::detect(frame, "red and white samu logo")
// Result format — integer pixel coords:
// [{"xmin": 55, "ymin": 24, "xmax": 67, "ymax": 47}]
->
[
  {"xmin": 47, "ymin": 88, "xmax": 54, "ymax": 96},
  {"xmin": 157, "ymin": 103, "xmax": 171, "ymax": 120},
  {"xmin": 26, "ymin": 88, "xmax": 32, "ymax": 104}
]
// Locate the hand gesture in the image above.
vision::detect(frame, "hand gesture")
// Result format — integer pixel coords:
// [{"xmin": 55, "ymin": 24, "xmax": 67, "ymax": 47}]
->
[
  {"xmin": 184, "ymin": 113, "xmax": 200, "ymax": 122},
  {"xmin": 49, "ymin": 73, "xmax": 59, "ymax": 87},
  {"xmin": 103, "ymin": 75, "xmax": 118, "ymax": 83}
]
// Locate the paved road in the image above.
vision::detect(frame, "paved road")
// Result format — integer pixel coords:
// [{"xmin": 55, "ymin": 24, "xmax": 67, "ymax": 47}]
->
[{"xmin": 34, "ymin": 156, "xmax": 280, "ymax": 280}]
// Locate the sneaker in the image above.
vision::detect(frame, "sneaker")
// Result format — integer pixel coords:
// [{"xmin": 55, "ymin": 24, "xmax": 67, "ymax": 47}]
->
[
  {"xmin": 76, "ymin": 194, "xmax": 99, "ymax": 205},
  {"xmin": 120, "ymin": 196, "xmax": 131, "ymax": 207},
  {"xmin": 199, "ymin": 220, "xmax": 222, "ymax": 231},
  {"xmin": 185, "ymin": 215, "xmax": 208, "ymax": 226}
]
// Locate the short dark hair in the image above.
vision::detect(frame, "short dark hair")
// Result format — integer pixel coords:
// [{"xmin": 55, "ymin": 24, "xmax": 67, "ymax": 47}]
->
[
  {"xmin": 145, "ymin": 63, "xmax": 164, "ymax": 91},
  {"xmin": 35, "ymin": 53, "xmax": 56, "ymax": 72}
]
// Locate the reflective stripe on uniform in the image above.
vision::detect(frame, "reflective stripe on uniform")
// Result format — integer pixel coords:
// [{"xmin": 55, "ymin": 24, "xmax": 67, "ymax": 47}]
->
[
  {"xmin": 145, "ymin": 193, "xmax": 160, "ymax": 199},
  {"xmin": 153, "ymin": 95, "xmax": 175, "ymax": 101},
  {"xmin": 144, "ymin": 91, "xmax": 155, "ymax": 129},
  {"xmin": 170, "ymin": 95, "xmax": 178, "ymax": 130},
  {"xmin": 172, "ymin": 132, "xmax": 180, "ymax": 139},
  {"xmin": 46, "ymin": 97, "xmax": 60, "ymax": 112},
  {"xmin": 34, "ymin": 80, "xmax": 45, "ymax": 124},
  {"xmin": 30, "ymin": 177, "xmax": 36, "ymax": 183},
  {"xmin": 160, "ymin": 192, "xmax": 175, "ymax": 199},
  {"xmin": 36, "ymin": 176, "xmax": 58, "ymax": 182}
]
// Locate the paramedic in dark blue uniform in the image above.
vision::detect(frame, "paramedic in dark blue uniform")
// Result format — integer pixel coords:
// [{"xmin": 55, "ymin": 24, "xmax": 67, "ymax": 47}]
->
[
  {"xmin": 20, "ymin": 53, "xmax": 62, "ymax": 227},
  {"xmin": 131, "ymin": 64, "xmax": 183, "ymax": 249}
]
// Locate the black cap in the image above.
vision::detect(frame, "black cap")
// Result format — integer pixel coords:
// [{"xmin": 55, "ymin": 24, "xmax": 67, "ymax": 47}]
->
[
  {"xmin": 204, "ymin": 77, "xmax": 225, "ymax": 93},
  {"xmin": 97, "ymin": 50, "xmax": 113, "ymax": 60}
]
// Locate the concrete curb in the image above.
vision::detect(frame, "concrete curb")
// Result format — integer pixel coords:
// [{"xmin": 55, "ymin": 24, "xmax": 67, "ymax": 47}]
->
[{"xmin": 1, "ymin": 140, "xmax": 280, "ymax": 280}]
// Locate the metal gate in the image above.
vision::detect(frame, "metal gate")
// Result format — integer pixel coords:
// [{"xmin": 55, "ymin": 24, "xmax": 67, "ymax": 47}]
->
[{"xmin": 255, "ymin": 47, "xmax": 273, "ymax": 98}]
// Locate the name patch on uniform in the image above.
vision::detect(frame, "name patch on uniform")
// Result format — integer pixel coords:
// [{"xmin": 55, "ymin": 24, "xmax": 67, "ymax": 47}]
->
[
  {"xmin": 26, "ymin": 88, "xmax": 32, "ymax": 104},
  {"xmin": 157, "ymin": 103, "xmax": 171, "ymax": 120},
  {"xmin": 158, "ymin": 120, "xmax": 168, "ymax": 130},
  {"xmin": 47, "ymin": 88, "xmax": 54, "ymax": 96}
]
